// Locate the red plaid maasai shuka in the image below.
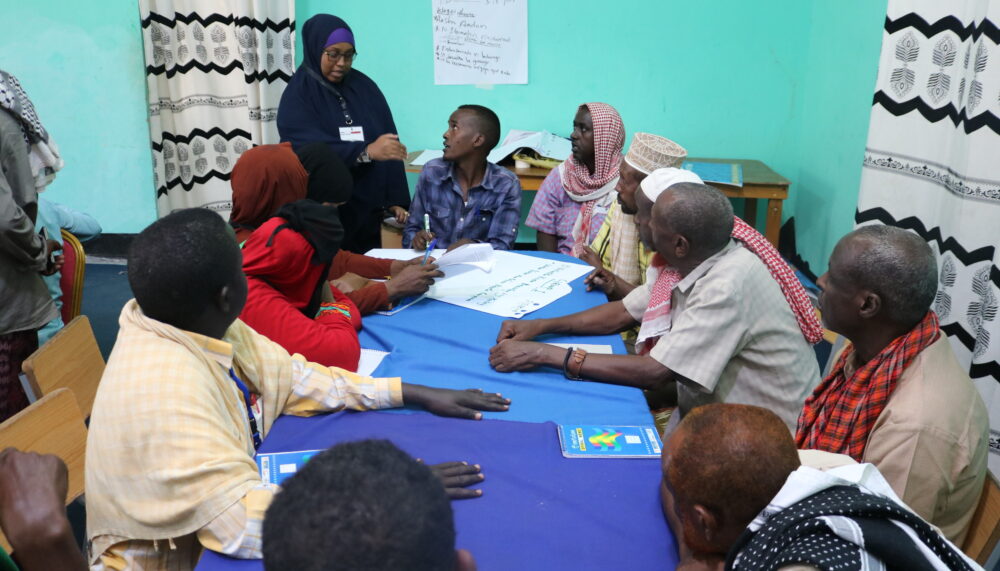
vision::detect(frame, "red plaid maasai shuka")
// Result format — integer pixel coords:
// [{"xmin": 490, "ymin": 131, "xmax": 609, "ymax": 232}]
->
[
  {"xmin": 795, "ymin": 311, "xmax": 940, "ymax": 460},
  {"xmin": 636, "ymin": 216, "xmax": 824, "ymax": 353}
]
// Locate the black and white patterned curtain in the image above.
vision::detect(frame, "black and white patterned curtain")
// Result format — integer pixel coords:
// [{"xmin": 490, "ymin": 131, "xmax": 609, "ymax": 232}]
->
[
  {"xmin": 858, "ymin": 1, "xmax": 1000, "ymax": 471},
  {"xmin": 140, "ymin": 0, "xmax": 295, "ymax": 217}
]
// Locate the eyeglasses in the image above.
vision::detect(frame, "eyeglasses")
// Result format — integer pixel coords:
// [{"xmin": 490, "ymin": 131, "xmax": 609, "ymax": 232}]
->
[{"xmin": 323, "ymin": 49, "xmax": 357, "ymax": 63}]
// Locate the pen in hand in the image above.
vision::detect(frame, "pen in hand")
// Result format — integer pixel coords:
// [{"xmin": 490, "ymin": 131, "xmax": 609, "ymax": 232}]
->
[{"xmin": 422, "ymin": 239, "xmax": 438, "ymax": 265}]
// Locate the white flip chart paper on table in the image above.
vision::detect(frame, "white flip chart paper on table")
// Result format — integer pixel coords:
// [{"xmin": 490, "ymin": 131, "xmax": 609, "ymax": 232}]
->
[{"xmin": 365, "ymin": 248, "xmax": 591, "ymax": 318}]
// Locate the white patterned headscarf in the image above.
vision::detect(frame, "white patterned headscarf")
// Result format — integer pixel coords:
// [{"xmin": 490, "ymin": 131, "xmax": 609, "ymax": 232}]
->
[{"xmin": 0, "ymin": 70, "xmax": 64, "ymax": 191}]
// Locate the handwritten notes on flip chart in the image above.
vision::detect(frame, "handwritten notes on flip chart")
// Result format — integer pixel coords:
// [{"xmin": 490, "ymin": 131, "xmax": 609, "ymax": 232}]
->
[
  {"xmin": 432, "ymin": 0, "xmax": 528, "ymax": 85},
  {"xmin": 428, "ymin": 251, "xmax": 591, "ymax": 318}
]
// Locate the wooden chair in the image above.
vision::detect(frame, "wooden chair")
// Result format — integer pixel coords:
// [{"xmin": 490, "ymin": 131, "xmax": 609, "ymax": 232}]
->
[
  {"xmin": 0, "ymin": 388, "xmax": 87, "ymax": 553},
  {"xmin": 963, "ymin": 472, "xmax": 1000, "ymax": 565},
  {"xmin": 58, "ymin": 229, "xmax": 86, "ymax": 324},
  {"xmin": 22, "ymin": 315, "xmax": 105, "ymax": 419},
  {"xmin": 381, "ymin": 219, "xmax": 404, "ymax": 248}
]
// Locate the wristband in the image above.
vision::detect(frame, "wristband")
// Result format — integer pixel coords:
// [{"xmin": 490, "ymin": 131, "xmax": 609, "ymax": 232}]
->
[
  {"xmin": 316, "ymin": 302, "xmax": 352, "ymax": 320},
  {"xmin": 565, "ymin": 348, "xmax": 588, "ymax": 380},
  {"xmin": 562, "ymin": 346, "xmax": 574, "ymax": 376}
]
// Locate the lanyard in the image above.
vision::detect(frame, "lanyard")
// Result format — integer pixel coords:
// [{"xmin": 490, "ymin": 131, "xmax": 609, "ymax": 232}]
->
[
  {"xmin": 334, "ymin": 91, "xmax": 353, "ymax": 126},
  {"xmin": 305, "ymin": 66, "xmax": 353, "ymax": 125},
  {"xmin": 228, "ymin": 367, "xmax": 262, "ymax": 450}
]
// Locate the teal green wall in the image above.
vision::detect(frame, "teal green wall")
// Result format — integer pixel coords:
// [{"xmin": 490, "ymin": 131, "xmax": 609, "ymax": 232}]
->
[
  {"xmin": 1, "ymin": 0, "xmax": 886, "ymax": 270},
  {"xmin": 1, "ymin": 0, "xmax": 155, "ymax": 233},
  {"xmin": 792, "ymin": 0, "xmax": 888, "ymax": 274}
]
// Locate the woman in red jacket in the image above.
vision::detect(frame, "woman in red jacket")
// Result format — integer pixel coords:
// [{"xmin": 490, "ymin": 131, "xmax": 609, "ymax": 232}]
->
[
  {"xmin": 295, "ymin": 143, "xmax": 441, "ymax": 313},
  {"xmin": 229, "ymin": 143, "xmax": 440, "ymax": 315},
  {"xmin": 240, "ymin": 200, "xmax": 363, "ymax": 370}
]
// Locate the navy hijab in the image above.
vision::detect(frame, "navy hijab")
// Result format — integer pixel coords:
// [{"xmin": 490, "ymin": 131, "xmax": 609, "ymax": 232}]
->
[{"xmin": 277, "ymin": 14, "xmax": 409, "ymax": 252}]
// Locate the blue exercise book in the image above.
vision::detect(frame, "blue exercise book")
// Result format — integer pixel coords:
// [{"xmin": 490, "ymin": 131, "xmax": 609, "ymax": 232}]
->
[
  {"xmin": 256, "ymin": 449, "xmax": 323, "ymax": 485},
  {"xmin": 682, "ymin": 161, "xmax": 743, "ymax": 187},
  {"xmin": 557, "ymin": 424, "xmax": 663, "ymax": 458}
]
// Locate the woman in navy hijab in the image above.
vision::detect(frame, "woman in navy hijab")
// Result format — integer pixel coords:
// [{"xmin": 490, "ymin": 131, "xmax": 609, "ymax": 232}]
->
[{"xmin": 278, "ymin": 14, "xmax": 410, "ymax": 253}]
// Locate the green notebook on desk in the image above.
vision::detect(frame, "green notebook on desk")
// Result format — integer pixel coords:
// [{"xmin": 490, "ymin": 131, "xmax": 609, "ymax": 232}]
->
[{"xmin": 683, "ymin": 161, "xmax": 743, "ymax": 187}]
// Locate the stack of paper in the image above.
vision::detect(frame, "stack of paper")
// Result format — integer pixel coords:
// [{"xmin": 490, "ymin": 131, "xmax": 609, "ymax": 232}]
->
[
  {"xmin": 410, "ymin": 130, "xmax": 571, "ymax": 167},
  {"xmin": 488, "ymin": 130, "xmax": 571, "ymax": 164}
]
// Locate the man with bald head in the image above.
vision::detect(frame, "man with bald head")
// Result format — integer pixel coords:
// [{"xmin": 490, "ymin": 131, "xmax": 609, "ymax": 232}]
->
[
  {"xmin": 489, "ymin": 171, "xmax": 820, "ymax": 433},
  {"xmin": 797, "ymin": 225, "xmax": 988, "ymax": 544},
  {"xmin": 664, "ymin": 403, "xmax": 975, "ymax": 570}
]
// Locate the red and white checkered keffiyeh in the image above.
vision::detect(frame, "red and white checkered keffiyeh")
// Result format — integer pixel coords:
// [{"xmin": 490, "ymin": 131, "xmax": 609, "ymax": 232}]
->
[
  {"xmin": 561, "ymin": 103, "xmax": 624, "ymax": 245},
  {"xmin": 636, "ymin": 217, "xmax": 824, "ymax": 353}
]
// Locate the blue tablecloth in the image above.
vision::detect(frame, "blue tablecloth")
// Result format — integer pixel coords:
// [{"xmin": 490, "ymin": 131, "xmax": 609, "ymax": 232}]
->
[
  {"xmin": 196, "ymin": 251, "xmax": 677, "ymax": 570},
  {"xmin": 360, "ymin": 250, "xmax": 652, "ymax": 426},
  {"xmin": 197, "ymin": 412, "xmax": 677, "ymax": 571}
]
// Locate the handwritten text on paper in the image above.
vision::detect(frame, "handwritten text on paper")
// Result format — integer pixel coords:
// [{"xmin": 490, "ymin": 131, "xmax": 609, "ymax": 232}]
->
[{"xmin": 432, "ymin": 0, "xmax": 528, "ymax": 85}]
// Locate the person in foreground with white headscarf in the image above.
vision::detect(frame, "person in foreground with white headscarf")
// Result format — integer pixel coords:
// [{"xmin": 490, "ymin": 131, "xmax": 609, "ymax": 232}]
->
[
  {"xmin": 662, "ymin": 403, "xmax": 980, "ymax": 571},
  {"xmin": 489, "ymin": 171, "xmax": 820, "ymax": 436}
]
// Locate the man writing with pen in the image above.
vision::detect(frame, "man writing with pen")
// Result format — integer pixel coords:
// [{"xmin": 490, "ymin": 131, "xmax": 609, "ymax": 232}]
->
[{"xmin": 403, "ymin": 105, "xmax": 522, "ymax": 251}]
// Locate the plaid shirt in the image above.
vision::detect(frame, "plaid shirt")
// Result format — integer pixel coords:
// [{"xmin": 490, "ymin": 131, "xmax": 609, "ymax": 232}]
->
[
  {"xmin": 403, "ymin": 158, "xmax": 521, "ymax": 250},
  {"xmin": 526, "ymin": 167, "xmax": 615, "ymax": 255},
  {"xmin": 796, "ymin": 311, "xmax": 941, "ymax": 460},
  {"xmin": 87, "ymin": 301, "xmax": 403, "ymax": 568}
]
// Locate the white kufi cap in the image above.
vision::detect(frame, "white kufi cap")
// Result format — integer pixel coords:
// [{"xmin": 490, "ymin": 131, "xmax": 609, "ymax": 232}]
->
[{"xmin": 640, "ymin": 167, "xmax": 704, "ymax": 202}]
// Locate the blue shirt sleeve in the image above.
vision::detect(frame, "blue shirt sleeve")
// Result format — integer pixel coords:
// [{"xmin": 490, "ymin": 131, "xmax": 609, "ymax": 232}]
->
[
  {"xmin": 43, "ymin": 199, "xmax": 102, "ymax": 241},
  {"xmin": 485, "ymin": 173, "xmax": 522, "ymax": 250}
]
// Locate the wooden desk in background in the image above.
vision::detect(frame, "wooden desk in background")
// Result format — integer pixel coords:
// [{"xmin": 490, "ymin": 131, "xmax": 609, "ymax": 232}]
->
[{"xmin": 404, "ymin": 153, "xmax": 790, "ymax": 246}]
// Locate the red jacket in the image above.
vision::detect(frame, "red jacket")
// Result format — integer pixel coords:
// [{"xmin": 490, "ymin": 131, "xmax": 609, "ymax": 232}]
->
[
  {"xmin": 327, "ymin": 250, "xmax": 394, "ymax": 314},
  {"xmin": 236, "ymin": 227, "xmax": 394, "ymax": 315},
  {"xmin": 240, "ymin": 217, "xmax": 361, "ymax": 370}
]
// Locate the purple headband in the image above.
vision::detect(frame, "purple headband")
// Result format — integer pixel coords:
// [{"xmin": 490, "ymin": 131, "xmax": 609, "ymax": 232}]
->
[{"xmin": 324, "ymin": 28, "xmax": 355, "ymax": 49}]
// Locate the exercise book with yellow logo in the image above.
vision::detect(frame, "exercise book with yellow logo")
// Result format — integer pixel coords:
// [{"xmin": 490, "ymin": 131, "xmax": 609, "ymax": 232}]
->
[{"xmin": 557, "ymin": 424, "xmax": 662, "ymax": 458}]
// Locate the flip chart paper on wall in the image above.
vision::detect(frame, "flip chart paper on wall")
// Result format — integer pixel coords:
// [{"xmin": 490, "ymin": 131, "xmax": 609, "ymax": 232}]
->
[{"xmin": 432, "ymin": 0, "xmax": 528, "ymax": 85}]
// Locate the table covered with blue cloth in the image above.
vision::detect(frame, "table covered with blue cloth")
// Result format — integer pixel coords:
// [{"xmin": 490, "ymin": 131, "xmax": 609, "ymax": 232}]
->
[{"xmin": 197, "ymin": 251, "xmax": 678, "ymax": 570}]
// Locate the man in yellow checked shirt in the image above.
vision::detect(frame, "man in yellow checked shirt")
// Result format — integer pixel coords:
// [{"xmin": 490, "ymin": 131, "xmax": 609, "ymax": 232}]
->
[{"xmin": 86, "ymin": 209, "xmax": 509, "ymax": 570}]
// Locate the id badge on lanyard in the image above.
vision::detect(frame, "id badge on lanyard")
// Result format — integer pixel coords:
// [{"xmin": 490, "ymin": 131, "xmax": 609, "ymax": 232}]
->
[{"xmin": 340, "ymin": 126, "xmax": 365, "ymax": 141}]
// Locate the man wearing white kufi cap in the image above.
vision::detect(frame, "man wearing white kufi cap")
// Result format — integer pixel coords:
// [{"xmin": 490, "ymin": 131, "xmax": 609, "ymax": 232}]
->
[
  {"xmin": 489, "ymin": 174, "xmax": 822, "ymax": 435},
  {"xmin": 582, "ymin": 133, "xmax": 688, "ymax": 300}
]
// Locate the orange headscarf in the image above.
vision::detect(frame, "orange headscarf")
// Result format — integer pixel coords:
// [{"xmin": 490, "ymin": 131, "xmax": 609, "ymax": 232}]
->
[{"xmin": 229, "ymin": 142, "xmax": 308, "ymax": 241}]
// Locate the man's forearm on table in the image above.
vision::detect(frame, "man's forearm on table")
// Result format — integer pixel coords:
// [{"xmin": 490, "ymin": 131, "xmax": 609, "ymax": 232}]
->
[
  {"xmin": 534, "ymin": 302, "xmax": 636, "ymax": 337},
  {"xmin": 577, "ymin": 354, "xmax": 674, "ymax": 390},
  {"xmin": 527, "ymin": 346, "xmax": 674, "ymax": 390}
]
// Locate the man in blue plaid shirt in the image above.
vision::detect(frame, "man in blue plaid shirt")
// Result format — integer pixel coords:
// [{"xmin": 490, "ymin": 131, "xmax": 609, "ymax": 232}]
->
[{"xmin": 403, "ymin": 105, "xmax": 522, "ymax": 251}]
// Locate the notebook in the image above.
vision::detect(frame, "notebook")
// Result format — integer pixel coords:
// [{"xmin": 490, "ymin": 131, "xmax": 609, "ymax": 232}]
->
[
  {"xmin": 557, "ymin": 424, "xmax": 663, "ymax": 458},
  {"xmin": 256, "ymin": 449, "xmax": 322, "ymax": 485}
]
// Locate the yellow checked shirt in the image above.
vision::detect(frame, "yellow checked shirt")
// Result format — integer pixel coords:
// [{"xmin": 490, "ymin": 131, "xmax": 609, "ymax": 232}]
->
[
  {"xmin": 87, "ymin": 300, "xmax": 403, "ymax": 570},
  {"xmin": 589, "ymin": 201, "xmax": 655, "ymax": 287}
]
